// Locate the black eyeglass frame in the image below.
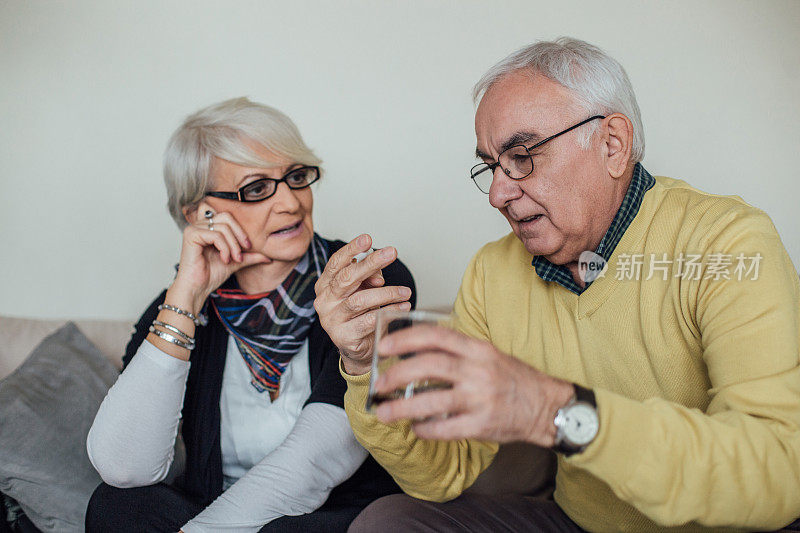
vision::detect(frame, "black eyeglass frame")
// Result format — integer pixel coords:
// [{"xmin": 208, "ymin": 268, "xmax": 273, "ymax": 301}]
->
[
  {"xmin": 470, "ymin": 115, "xmax": 606, "ymax": 194},
  {"xmin": 205, "ymin": 165, "xmax": 321, "ymax": 203}
]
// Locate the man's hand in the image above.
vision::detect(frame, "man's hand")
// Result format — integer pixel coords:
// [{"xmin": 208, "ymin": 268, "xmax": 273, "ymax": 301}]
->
[
  {"xmin": 372, "ymin": 324, "xmax": 575, "ymax": 446},
  {"xmin": 314, "ymin": 234, "xmax": 412, "ymax": 375}
]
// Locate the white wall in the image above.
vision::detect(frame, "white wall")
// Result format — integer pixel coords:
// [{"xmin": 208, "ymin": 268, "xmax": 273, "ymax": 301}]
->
[{"xmin": 1, "ymin": 0, "xmax": 798, "ymax": 320}]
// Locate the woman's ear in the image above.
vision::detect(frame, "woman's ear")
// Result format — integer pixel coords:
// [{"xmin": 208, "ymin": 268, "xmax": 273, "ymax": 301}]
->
[
  {"xmin": 184, "ymin": 201, "xmax": 217, "ymax": 226},
  {"xmin": 182, "ymin": 204, "xmax": 199, "ymax": 225}
]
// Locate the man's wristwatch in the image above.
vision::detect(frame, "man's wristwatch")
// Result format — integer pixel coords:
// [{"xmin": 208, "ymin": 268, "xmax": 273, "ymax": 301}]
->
[{"xmin": 552, "ymin": 384, "xmax": 599, "ymax": 456}]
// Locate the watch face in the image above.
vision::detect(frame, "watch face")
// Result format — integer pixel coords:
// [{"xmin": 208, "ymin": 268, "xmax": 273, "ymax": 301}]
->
[{"xmin": 563, "ymin": 403, "xmax": 599, "ymax": 446}]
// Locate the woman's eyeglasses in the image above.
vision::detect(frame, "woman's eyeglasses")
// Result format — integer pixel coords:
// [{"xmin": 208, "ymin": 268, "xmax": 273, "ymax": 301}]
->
[{"xmin": 206, "ymin": 166, "xmax": 320, "ymax": 203}]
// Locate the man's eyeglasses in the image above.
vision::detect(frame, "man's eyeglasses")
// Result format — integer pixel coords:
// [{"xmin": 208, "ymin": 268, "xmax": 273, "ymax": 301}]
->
[
  {"xmin": 206, "ymin": 166, "xmax": 320, "ymax": 203},
  {"xmin": 469, "ymin": 115, "xmax": 606, "ymax": 194}
]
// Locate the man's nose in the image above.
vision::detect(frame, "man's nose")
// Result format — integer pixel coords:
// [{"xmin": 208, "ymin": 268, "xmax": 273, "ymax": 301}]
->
[{"xmin": 488, "ymin": 165, "xmax": 523, "ymax": 209}]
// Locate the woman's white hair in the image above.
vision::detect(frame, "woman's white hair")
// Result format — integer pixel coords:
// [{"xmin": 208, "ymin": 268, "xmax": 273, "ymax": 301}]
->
[
  {"xmin": 473, "ymin": 37, "xmax": 645, "ymax": 163},
  {"xmin": 163, "ymin": 97, "xmax": 322, "ymax": 228}
]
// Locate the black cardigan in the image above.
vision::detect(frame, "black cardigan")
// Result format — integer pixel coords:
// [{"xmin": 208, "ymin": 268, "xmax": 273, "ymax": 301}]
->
[{"xmin": 122, "ymin": 239, "xmax": 416, "ymax": 508}]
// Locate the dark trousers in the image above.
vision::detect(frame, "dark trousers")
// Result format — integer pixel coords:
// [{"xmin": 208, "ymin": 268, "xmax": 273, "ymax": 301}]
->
[
  {"xmin": 348, "ymin": 493, "xmax": 800, "ymax": 533},
  {"xmin": 86, "ymin": 482, "xmax": 364, "ymax": 533},
  {"xmin": 348, "ymin": 493, "xmax": 585, "ymax": 533}
]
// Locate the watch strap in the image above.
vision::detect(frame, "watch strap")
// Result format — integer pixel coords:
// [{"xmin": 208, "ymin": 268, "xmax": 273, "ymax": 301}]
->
[
  {"xmin": 553, "ymin": 383, "xmax": 597, "ymax": 456},
  {"xmin": 574, "ymin": 383, "xmax": 597, "ymax": 408}
]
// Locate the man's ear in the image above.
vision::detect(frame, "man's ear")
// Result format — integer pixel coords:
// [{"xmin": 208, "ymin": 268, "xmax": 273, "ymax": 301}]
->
[{"xmin": 603, "ymin": 113, "xmax": 633, "ymax": 179}]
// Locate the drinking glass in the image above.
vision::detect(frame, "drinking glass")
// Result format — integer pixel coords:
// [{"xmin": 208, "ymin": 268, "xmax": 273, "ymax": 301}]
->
[{"xmin": 366, "ymin": 308, "xmax": 454, "ymax": 411}]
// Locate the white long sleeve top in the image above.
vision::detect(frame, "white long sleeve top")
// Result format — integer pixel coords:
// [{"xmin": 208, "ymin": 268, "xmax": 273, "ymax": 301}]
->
[{"xmin": 87, "ymin": 338, "xmax": 366, "ymax": 532}]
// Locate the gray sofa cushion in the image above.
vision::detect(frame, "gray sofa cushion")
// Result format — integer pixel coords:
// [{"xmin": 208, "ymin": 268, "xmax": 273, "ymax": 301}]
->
[{"xmin": 0, "ymin": 322, "xmax": 118, "ymax": 532}]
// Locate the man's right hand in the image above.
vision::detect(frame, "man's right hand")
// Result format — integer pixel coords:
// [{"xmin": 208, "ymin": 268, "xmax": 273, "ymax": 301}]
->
[{"xmin": 314, "ymin": 234, "xmax": 412, "ymax": 375}]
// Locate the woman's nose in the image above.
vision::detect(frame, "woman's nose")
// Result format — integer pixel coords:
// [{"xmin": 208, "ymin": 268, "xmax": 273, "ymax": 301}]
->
[{"xmin": 270, "ymin": 182, "xmax": 301, "ymax": 212}]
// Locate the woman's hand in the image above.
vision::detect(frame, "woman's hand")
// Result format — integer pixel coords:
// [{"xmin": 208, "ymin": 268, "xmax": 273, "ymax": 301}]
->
[
  {"xmin": 171, "ymin": 202, "xmax": 270, "ymax": 315},
  {"xmin": 150, "ymin": 202, "xmax": 268, "ymax": 361},
  {"xmin": 314, "ymin": 234, "xmax": 412, "ymax": 376}
]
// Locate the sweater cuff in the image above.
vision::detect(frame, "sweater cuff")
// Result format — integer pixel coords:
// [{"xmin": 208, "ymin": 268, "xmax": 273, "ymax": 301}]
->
[
  {"xmin": 339, "ymin": 357, "xmax": 377, "ymax": 425},
  {"xmin": 564, "ymin": 388, "xmax": 651, "ymax": 488},
  {"xmin": 339, "ymin": 357, "xmax": 372, "ymax": 385}
]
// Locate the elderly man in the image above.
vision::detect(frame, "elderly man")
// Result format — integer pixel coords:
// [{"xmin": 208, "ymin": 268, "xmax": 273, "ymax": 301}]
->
[{"xmin": 314, "ymin": 38, "xmax": 800, "ymax": 531}]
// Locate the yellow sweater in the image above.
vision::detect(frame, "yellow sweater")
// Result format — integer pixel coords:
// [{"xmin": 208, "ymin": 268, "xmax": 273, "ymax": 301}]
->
[{"xmin": 343, "ymin": 176, "xmax": 800, "ymax": 531}]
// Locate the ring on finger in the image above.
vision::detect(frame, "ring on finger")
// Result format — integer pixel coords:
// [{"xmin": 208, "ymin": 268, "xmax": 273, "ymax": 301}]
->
[{"xmin": 204, "ymin": 210, "xmax": 215, "ymax": 231}]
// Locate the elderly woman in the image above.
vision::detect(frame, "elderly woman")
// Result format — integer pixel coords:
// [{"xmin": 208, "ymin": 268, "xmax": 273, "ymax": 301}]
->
[{"xmin": 84, "ymin": 97, "xmax": 415, "ymax": 532}]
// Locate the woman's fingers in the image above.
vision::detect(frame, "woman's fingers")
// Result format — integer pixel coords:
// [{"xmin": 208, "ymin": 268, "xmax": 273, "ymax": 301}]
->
[
  {"xmin": 239, "ymin": 252, "xmax": 271, "ymax": 267},
  {"xmin": 189, "ymin": 225, "xmax": 233, "ymax": 263},
  {"xmin": 208, "ymin": 222, "xmax": 243, "ymax": 262},
  {"xmin": 194, "ymin": 206, "xmax": 248, "ymax": 262},
  {"xmin": 204, "ymin": 210, "xmax": 251, "ymax": 251}
]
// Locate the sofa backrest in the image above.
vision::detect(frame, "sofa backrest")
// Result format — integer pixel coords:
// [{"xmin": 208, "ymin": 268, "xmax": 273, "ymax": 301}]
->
[{"xmin": 0, "ymin": 316, "xmax": 131, "ymax": 380}]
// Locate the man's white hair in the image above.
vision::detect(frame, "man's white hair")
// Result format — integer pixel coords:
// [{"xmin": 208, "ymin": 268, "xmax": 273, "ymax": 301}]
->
[
  {"xmin": 473, "ymin": 37, "xmax": 645, "ymax": 163},
  {"xmin": 163, "ymin": 97, "xmax": 322, "ymax": 228}
]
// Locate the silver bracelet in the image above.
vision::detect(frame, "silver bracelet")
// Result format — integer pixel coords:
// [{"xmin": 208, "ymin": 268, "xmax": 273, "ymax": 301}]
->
[
  {"xmin": 149, "ymin": 325, "xmax": 195, "ymax": 350},
  {"xmin": 152, "ymin": 320, "xmax": 194, "ymax": 343},
  {"xmin": 158, "ymin": 303, "xmax": 208, "ymax": 326}
]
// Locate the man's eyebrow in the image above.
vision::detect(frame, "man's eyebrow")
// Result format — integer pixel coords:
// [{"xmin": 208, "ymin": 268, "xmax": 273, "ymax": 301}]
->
[
  {"xmin": 475, "ymin": 147, "xmax": 491, "ymax": 160},
  {"xmin": 475, "ymin": 131, "xmax": 541, "ymax": 161},
  {"xmin": 500, "ymin": 131, "xmax": 540, "ymax": 153}
]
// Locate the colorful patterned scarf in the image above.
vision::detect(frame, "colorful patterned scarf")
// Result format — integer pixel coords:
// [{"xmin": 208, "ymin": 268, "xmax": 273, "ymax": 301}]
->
[{"xmin": 210, "ymin": 233, "xmax": 329, "ymax": 393}]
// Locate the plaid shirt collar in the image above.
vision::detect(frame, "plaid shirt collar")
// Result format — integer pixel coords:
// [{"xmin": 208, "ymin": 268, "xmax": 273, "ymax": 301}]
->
[{"xmin": 530, "ymin": 163, "xmax": 656, "ymax": 295}]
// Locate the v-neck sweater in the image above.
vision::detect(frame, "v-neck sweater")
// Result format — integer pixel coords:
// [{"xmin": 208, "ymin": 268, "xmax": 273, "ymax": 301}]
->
[{"xmin": 343, "ymin": 175, "xmax": 800, "ymax": 531}]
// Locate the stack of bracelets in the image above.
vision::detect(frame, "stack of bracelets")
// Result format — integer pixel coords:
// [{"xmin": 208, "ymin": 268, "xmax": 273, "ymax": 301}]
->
[{"xmin": 148, "ymin": 303, "xmax": 207, "ymax": 351}]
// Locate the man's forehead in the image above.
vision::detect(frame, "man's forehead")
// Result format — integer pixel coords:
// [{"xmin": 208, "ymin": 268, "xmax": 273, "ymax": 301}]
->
[{"xmin": 474, "ymin": 71, "xmax": 576, "ymax": 156}]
